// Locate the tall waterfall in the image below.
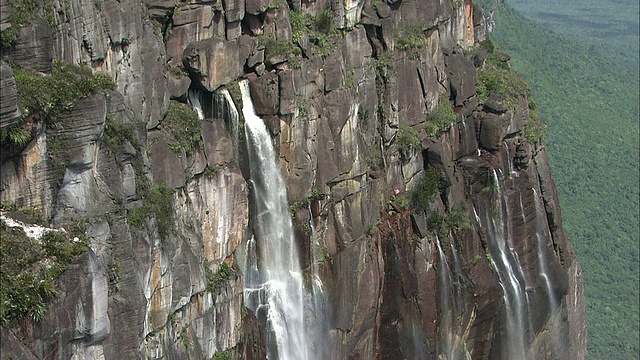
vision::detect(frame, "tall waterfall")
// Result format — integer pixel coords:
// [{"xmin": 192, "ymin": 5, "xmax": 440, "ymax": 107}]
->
[
  {"xmin": 240, "ymin": 80, "xmax": 313, "ymax": 360},
  {"xmin": 478, "ymin": 169, "xmax": 530, "ymax": 358}
]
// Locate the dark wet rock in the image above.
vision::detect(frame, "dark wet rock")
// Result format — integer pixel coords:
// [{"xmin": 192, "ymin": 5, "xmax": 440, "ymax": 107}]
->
[
  {"xmin": 483, "ymin": 93, "xmax": 507, "ymax": 113},
  {"xmin": 445, "ymin": 48, "xmax": 477, "ymax": 106},
  {"xmin": 479, "ymin": 112, "xmax": 508, "ymax": 152}
]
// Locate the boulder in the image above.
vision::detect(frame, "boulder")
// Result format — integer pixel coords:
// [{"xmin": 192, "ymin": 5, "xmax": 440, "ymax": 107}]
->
[
  {"xmin": 445, "ymin": 48, "xmax": 477, "ymax": 106},
  {"xmin": 183, "ymin": 38, "xmax": 242, "ymax": 92},
  {"xmin": 246, "ymin": 0, "xmax": 270, "ymax": 15},
  {"xmin": 483, "ymin": 93, "xmax": 506, "ymax": 113},
  {"xmin": 478, "ymin": 112, "xmax": 507, "ymax": 152},
  {"xmin": 222, "ymin": 0, "xmax": 244, "ymax": 21},
  {"xmin": 167, "ymin": 74, "xmax": 191, "ymax": 100},
  {"xmin": 373, "ymin": 1, "xmax": 391, "ymax": 19},
  {"xmin": 249, "ymin": 72, "xmax": 279, "ymax": 116}
]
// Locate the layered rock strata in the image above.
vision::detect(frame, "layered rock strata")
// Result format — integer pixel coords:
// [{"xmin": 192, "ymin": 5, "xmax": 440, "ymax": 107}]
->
[{"xmin": 0, "ymin": 0, "xmax": 586, "ymax": 358}]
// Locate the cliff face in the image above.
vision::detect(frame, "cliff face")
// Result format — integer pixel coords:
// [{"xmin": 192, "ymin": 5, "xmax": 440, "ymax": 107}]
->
[{"xmin": 0, "ymin": 0, "xmax": 586, "ymax": 359}]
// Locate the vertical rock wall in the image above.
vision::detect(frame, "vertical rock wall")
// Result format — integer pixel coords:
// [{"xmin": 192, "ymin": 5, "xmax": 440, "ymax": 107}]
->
[{"xmin": 0, "ymin": 0, "xmax": 586, "ymax": 358}]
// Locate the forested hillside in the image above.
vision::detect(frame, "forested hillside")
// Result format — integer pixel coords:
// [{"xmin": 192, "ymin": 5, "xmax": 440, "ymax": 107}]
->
[{"xmin": 482, "ymin": 1, "xmax": 639, "ymax": 358}]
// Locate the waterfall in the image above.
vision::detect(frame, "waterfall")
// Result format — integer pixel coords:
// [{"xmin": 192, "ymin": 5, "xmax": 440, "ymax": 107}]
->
[
  {"xmin": 240, "ymin": 79, "xmax": 313, "ymax": 360},
  {"xmin": 188, "ymin": 88, "xmax": 204, "ymax": 120},
  {"xmin": 479, "ymin": 169, "xmax": 530, "ymax": 358},
  {"xmin": 219, "ymin": 89, "xmax": 240, "ymax": 160},
  {"xmin": 532, "ymin": 188, "xmax": 558, "ymax": 311},
  {"xmin": 437, "ymin": 233, "xmax": 472, "ymax": 360},
  {"xmin": 436, "ymin": 236, "xmax": 456, "ymax": 359},
  {"xmin": 188, "ymin": 87, "xmax": 240, "ymax": 160},
  {"xmin": 503, "ymin": 141, "xmax": 518, "ymax": 178}
]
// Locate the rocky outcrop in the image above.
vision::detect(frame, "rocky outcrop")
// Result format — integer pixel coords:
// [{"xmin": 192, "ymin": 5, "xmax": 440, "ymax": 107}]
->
[
  {"xmin": 0, "ymin": 61, "xmax": 21, "ymax": 127},
  {"xmin": 0, "ymin": 0, "xmax": 586, "ymax": 359}
]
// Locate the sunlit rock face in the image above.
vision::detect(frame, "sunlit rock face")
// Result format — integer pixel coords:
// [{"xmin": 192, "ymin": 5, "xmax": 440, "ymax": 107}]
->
[{"xmin": 0, "ymin": 0, "xmax": 585, "ymax": 358}]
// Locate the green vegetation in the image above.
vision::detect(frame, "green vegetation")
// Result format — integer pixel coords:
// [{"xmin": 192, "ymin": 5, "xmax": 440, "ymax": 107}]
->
[
  {"xmin": 475, "ymin": 41, "xmax": 529, "ymax": 108},
  {"xmin": 410, "ymin": 167, "xmax": 441, "ymax": 213},
  {"xmin": 427, "ymin": 204, "xmax": 472, "ymax": 237},
  {"xmin": 102, "ymin": 114, "xmax": 138, "ymax": 156},
  {"xmin": 0, "ymin": 222, "xmax": 88, "ymax": 326},
  {"xmin": 258, "ymin": 36, "xmax": 302, "ymax": 65},
  {"xmin": 484, "ymin": 253, "xmax": 494, "ymax": 270},
  {"xmin": 396, "ymin": 124, "xmax": 421, "ymax": 158},
  {"xmin": 211, "ymin": 349, "xmax": 232, "ymax": 360},
  {"xmin": 127, "ymin": 182, "xmax": 174, "ymax": 241},
  {"xmin": 290, "ymin": 9, "xmax": 341, "ymax": 57},
  {"xmin": 396, "ymin": 26, "xmax": 426, "ymax": 59},
  {"xmin": 206, "ymin": 262, "xmax": 234, "ymax": 294},
  {"xmin": 14, "ymin": 60, "xmax": 115, "ymax": 122},
  {"xmin": 0, "ymin": 123, "xmax": 32, "ymax": 150},
  {"xmin": 0, "ymin": 203, "xmax": 46, "ymax": 225},
  {"xmin": 289, "ymin": 189, "xmax": 323, "ymax": 219},
  {"xmin": 0, "ymin": 0, "xmax": 38, "ymax": 47},
  {"xmin": 162, "ymin": 102, "xmax": 202, "ymax": 156},
  {"xmin": 167, "ymin": 66, "xmax": 188, "ymax": 79},
  {"xmin": 522, "ymin": 103, "xmax": 546, "ymax": 143},
  {"xmin": 508, "ymin": 0, "xmax": 639, "ymax": 73},
  {"xmin": 3, "ymin": 60, "xmax": 115, "ymax": 155},
  {"xmin": 482, "ymin": 1, "xmax": 639, "ymax": 357},
  {"xmin": 425, "ymin": 94, "xmax": 458, "ymax": 136}
]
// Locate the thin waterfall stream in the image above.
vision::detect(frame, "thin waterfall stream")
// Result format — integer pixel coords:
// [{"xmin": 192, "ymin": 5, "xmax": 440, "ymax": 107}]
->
[
  {"xmin": 477, "ymin": 169, "xmax": 530, "ymax": 358},
  {"xmin": 239, "ymin": 79, "xmax": 315, "ymax": 360},
  {"xmin": 532, "ymin": 188, "xmax": 557, "ymax": 310}
]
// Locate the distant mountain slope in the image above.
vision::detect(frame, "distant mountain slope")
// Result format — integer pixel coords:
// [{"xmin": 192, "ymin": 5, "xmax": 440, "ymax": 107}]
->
[{"xmin": 483, "ymin": 2, "xmax": 639, "ymax": 359}]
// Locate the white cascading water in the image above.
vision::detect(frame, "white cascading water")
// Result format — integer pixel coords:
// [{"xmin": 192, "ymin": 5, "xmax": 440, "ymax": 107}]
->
[
  {"xmin": 436, "ymin": 236, "xmax": 457, "ymax": 359},
  {"xmin": 219, "ymin": 89, "xmax": 240, "ymax": 160},
  {"xmin": 479, "ymin": 169, "xmax": 530, "ymax": 358},
  {"xmin": 240, "ymin": 79, "xmax": 313, "ymax": 360},
  {"xmin": 188, "ymin": 88, "xmax": 205, "ymax": 120},
  {"xmin": 503, "ymin": 142, "xmax": 518, "ymax": 178},
  {"xmin": 532, "ymin": 188, "xmax": 557, "ymax": 311},
  {"xmin": 437, "ymin": 233, "xmax": 472, "ymax": 360}
]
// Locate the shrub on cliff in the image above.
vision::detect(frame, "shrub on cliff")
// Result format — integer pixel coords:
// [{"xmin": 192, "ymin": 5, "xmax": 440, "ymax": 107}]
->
[
  {"xmin": 0, "ymin": 221, "xmax": 88, "ymax": 326},
  {"xmin": 425, "ymin": 94, "xmax": 458, "ymax": 136},
  {"xmin": 162, "ymin": 102, "xmax": 202, "ymax": 156},
  {"xmin": 476, "ymin": 40, "xmax": 529, "ymax": 109},
  {"xmin": 127, "ymin": 182, "xmax": 174, "ymax": 241},
  {"xmin": 14, "ymin": 60, "xmax": 115, "ymax": 122},
  {"xmin": 290, "ymin": 9, "xmax": 340, "ymax": 57},
  {"xmin": 206, "ymin": 262, "xmax": 234, "ymax": 295},
  {"xmin": 396, "ymin": 124, "xmax": 421, "ymax": 158},
  {"xmin": 0, "ymin": 0, "xmax": 38, "ymax": 47},
  {"xmin": 2, "ymin": 60, "xmax": 115, "ymax": 153},
  {"xmin": 411, "ymin": 167, "xmax": 441, "ymax": 213}
]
